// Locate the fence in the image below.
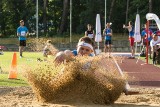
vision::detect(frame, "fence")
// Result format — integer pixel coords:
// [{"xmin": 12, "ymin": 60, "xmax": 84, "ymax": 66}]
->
[{"xmin": 0, "ymin": 38, "xmax": 142, "ymax": 52}]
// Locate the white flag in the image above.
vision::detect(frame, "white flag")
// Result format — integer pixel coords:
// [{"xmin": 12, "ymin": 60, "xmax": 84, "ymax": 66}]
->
[
  {"xmin": 134, "ymin": 14, "xmax": 141, "ymax": 42},
  {"xmin": 95, "ymin": 14, "xmax": 102, "ymax": 42}
]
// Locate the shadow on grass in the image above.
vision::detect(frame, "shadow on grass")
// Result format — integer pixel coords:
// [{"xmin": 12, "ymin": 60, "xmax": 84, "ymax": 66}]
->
[{"xmin": 0, "ymin": 79, "xmax": 28, "ymax": 86}]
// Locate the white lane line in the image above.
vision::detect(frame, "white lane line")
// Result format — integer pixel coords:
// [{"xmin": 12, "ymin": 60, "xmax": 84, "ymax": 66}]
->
[{"xmin": 112, "ymin": 56, "xmax": 130, "ymax": 90}]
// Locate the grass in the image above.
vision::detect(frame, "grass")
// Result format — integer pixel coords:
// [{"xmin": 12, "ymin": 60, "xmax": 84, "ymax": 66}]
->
[
  {"xmin": 0, "ymin": 52, "xmax": 44, "ymax": 86},
  {"xmin": 0, "ymin": 51, "xmax": 159, "ymax": 87},
  {"xmin": 0, "ymin": 74, "xmax": 28, "ymax": 86},
  {"xmin": 0, "ymin": 52, "xmax": 44, "ymax": 72},
  {"xmin": 139, "ymin": 56, "xmax": 160, "ymax": 67}
]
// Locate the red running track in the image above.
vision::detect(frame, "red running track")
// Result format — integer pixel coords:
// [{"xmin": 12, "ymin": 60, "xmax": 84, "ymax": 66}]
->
[{"xmin": 119, "ymin": 57, "xmax": 160, "ymax": 88}]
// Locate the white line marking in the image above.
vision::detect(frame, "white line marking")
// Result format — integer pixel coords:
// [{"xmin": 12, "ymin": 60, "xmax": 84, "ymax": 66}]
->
[{"xmin": 112, "ymin": 56, "xmax": 130, "ymax": 90}]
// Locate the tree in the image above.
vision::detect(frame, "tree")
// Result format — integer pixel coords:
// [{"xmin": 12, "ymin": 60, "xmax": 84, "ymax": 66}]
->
[
  {"xmin": 149, "ymin": 0, "xmax": 152, "ymax": 12},
  {"xmin": 125, "ymin": 0, "xmax": 129, "ymax": 24},
  {"xmin": 1, "ymin": 0, "xmax": 160, "ymax": 37},
  {"xmin": 59, "ymin": 0, "xmax": 69, "ymax": 34},
  {"xmin": 43, "ymin": 0, "xmax": 48, "ymax": 35},
  {"xmin": 108, "ymin": 0, "xmax": 116, "ymax": 21},
  {"xmin": 0, "ymin": 0, "xmax": 3, "ymax": 35}
]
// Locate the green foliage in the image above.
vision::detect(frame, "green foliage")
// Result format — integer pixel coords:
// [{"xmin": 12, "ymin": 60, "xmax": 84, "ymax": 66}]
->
[
  {"xmin": 0, "ymin": 52, "xmax": 44, "ymax": 86},
  {"xmin": 0, "ymin": 0, "xmax": 159, "ymax": 37}
]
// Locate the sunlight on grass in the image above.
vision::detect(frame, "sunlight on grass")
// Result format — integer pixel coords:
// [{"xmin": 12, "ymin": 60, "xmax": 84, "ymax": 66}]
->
[
  {"xmin": 0, "ymin": 52, "xmax": 44, "ymax": 73},
  {"xmin": 0, "ymin": 52, "xmax": 49, "ymax": 86},
  {"xmin": 139, "ymin": 56, "xmax": 160, "ymax": 67}
]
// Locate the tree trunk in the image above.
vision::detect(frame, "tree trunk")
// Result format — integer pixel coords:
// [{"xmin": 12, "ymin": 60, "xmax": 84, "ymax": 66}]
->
[
  {"xmin": 59, "ymin": 0, "xmax": 69, "ymax": 34},
  {"xmin": 43, "ymin": 0, "xmax": 48, "ymax": 36},
  {"xmin": 0, "ymin": 0, "xmax": 2, "ymax": 32},
  {"xmin": 125, "ymin": 0, "xmax": 129, "ymax": 24},
  {"xmin": 0, "ymin": 1, "xmax": 5, "ymax": 36},
  {"xmin": 149, "ymin": 0, "xmax": 152, "ymax": 12},
  {"xmin": 108, "ymin": 0, "xmax": 115, "ymax": 21}
]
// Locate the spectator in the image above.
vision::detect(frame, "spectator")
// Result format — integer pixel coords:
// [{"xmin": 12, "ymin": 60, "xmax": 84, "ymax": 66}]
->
[
  {"xmin": 85, "ymin": 24, "xmax": 96, "ymax": 55},
  {"xmin": 141, "ymin": 24, "xmax": 153, "ymax": 59},
  {"xmin": 123, "ymin": 21, "xmax": 135, "ymax": 59},
  {"xmin": 85, "ymin": 24, "xmax": 95, "ymax": 41},
  {"xmin": 17, "ymin": 20, "xmax": 29, "ymax": 58},
  {"xmin": 103, "ymin": 23, "xmax": 113, "ymax": 57},
  {"xmin": 150, "ymin": 31, "xmax": 160, "ymax": 64}
]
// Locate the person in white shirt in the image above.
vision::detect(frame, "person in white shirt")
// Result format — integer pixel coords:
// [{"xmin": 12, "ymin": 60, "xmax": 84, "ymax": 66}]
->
[{"xmin": 150, "ymin": 32, "xmax": 160, "ymax": 64}]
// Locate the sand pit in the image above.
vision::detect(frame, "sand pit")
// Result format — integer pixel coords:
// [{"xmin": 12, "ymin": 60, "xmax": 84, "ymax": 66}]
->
[
  {"xmin": 1, "ymin": 55, "xmax": 160, "ymax": 107},
  {"xmin": 0, "ymin": 86, "xmax": 160, "ymax": 107},
  {"xmin": 23, "ymin": 56, "xmax": 126, "ymax": 104}
]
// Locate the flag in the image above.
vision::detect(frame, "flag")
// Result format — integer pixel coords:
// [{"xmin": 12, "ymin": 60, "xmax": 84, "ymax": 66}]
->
[
  {"xmin": 95, "ymin": 14, "xmax": 102, "ymax": 42},
  {"xmin": 134, "ymin": 14, "xmax": 141, "ymax": 42},
  {"xmin": 95, "ymin": 14, "xmax": 102, "ymax": 54}
]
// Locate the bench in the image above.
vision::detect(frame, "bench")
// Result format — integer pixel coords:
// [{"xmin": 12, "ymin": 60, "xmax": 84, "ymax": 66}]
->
[
  {"xmin": 0, "ymin": 45, "xmax": 8, "ymax": 51},
  {"xmin": 0, "ymin": 44, "xmax": 18, "ymax": 51}
]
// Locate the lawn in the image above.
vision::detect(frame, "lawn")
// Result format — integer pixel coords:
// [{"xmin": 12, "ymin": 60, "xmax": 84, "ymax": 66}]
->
[
  {"xmin": 139, "ymin": 55, "xmax": 160, "ymax": 67},
  {"xmin": 0, "ymin": 51, "xmax": 159, "ymax": 87},
  {"xmin": 0, "ymin": 74, "xmax": 28, "ymax": 86},
  {"xmin": 0, "ymin": 52, "xmax": 44, "ymax": 86}
]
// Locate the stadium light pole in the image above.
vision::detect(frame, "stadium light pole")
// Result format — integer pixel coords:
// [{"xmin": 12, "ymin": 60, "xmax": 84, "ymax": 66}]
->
[
  {"xmin": 36, "ymin": 0, "xmax": 38, "ymax": 38},
  {"xmin": 105, "ymin": 0, "xmax": 107, "ymax": 28},
  {"xmin": 70, "ymin": 0, "xmax": 72, "ymax": 48}
]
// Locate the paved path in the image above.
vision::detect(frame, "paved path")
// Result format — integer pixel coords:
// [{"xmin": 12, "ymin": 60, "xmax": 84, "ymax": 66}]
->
[{"xmin": 118, "ymin": 56, "xmax": 160, "ymax": 88}]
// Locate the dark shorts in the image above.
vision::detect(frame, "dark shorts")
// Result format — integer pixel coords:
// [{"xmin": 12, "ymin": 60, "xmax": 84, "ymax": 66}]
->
[
  {"xmin": 19, "ymin": 40, "xmax": 26, "ymax": 46},
  {"xmin": 105, "ymin": 40, "xmax": 112, "ymax": 45}
]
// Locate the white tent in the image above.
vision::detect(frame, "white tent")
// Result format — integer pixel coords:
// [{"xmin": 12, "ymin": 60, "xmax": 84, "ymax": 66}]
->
[{"xmin": 146, "ymin": 13, "xmax": 160, "ymax": 30}]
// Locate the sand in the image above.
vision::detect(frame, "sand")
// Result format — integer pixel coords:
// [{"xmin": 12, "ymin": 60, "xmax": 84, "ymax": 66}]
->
[{"xmin": 0, "ymin": 86, "xmax": 160, "ymax": 107}]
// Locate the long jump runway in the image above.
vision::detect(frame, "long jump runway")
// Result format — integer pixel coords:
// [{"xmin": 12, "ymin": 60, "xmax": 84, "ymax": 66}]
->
[{"xmin": 117, "ymin": 55, "xmax": 160, "ymax": 88}]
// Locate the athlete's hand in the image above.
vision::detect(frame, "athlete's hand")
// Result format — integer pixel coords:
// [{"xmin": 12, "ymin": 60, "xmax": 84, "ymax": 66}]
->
[
  {"xmin": 107, "ymin": 33, "xmax": 112, "ymax": 36},
  {"xmin": 123, "ymin": 24, "xmax": 125, "ymax": 28},
  {"xmin": 54, "ymin": 51, "xmax": 66, "ymax": 65}
]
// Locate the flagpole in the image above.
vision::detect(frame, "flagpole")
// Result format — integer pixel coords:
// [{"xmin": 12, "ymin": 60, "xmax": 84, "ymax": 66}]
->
[
  {"xmin": 97, "ymin": 42, "xmax": 99, "ymax": 54},
  {"xmin": 105, "ymin": 0, "xmax": 106, "ymax": 28},
  {"xmin": 135, "ymin": 8, "xmax": 138, "ymax": 54},
  {"xmin": 135, "ymin": 42, "xmax": 137, "ymax": 54},
  {"xmin": 70, "ymin": 0, "xmax": 72, "ymax": 48},
  {"xmin": 146, "ymin": 20, "xmax": 149, "ymax": 64}
]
